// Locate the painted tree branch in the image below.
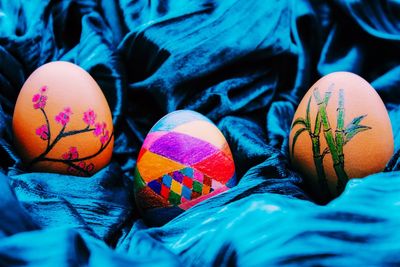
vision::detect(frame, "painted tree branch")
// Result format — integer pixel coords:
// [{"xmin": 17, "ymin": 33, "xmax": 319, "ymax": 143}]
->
[
  {"xmin": 39, "ymin": 131, "xmax": 113, "ymax": 164},
  {"xmin": 30, "ymin": 86, "xmax": 112, "ymax": 176},
  {"xmin": 40, "ymin": 108, "xmax": 51, "ymax": 148}
]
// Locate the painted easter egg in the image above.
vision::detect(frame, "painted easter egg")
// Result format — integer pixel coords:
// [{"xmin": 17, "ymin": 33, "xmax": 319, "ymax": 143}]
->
[
  {"xmin": 134, "ymin": 110, "xmax": 236, "ymax": 221},
  {"xmin": 13, "ymin": 61, "xmax": 114, "ymax": 176},
  {"xmin": 289, "ymin": 72, "xmax": 393, "ymax": 202}
]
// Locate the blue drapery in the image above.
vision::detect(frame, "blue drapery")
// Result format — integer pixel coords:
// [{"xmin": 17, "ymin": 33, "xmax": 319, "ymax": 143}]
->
[{"xmin": 0, "ymin": 0, "xmax": 400, "ymax": 265}]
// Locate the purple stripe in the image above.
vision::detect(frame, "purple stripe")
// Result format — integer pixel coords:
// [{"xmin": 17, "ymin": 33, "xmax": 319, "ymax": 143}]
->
[{"xmin": 149, "ymin": 132, "xmax": 218, "ymax": 165}]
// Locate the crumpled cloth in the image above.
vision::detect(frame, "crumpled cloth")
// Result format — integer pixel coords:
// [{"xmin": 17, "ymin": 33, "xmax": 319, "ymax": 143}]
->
[{"xmin": 0, "ymin": 0, "xmax": 400, "ymax": 265}]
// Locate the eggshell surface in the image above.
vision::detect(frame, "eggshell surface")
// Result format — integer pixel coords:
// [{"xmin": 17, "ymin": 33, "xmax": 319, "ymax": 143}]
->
[
  {"xmin": 134, "ymin": 110, "xmax": 236, "ymax": 212},
  {"xmin": 289, "ymin": 72, "xmax": 393, "ymax": 201},
  {"xmin": 13, "ymin": 61, "xmax": 114, "ymax": 176}
]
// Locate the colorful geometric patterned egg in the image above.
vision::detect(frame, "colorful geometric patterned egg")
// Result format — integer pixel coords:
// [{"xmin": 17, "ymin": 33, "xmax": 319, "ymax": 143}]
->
[{"xmin": 134, "ymin": 110, "xmax": 236, "ymax": 217}]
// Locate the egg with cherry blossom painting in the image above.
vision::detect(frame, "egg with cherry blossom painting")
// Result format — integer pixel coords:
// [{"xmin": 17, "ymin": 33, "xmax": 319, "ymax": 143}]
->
[
  {"xmin": 12, "ymin": 61, "xmax": 114, "ymax": 176},
  {"xmin": 134, "ymin": 110, "xmax": 236, "ymax": 222}
]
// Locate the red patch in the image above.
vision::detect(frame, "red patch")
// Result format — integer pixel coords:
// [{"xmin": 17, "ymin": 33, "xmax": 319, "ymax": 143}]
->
[
  {"xmin": 137, "ymin": 148, "xmax": 147, "ymax": 162},
  {"xmin": 161, "ymin": 184, "xmax": 170, "ymax": 199},
  {"xmin": 203, "ymin": 175, "xmax": 212, "ymax": 187},
  {"xmin": 183, "ymin": 176, "xmax": 193, "ymax": 188},
  {"xmin": 193, "ymin": 151, "xmax": 235, "ymax": 184}
]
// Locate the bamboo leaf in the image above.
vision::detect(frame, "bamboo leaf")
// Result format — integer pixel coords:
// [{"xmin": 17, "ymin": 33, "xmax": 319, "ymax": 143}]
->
[
  {"xmin": 344, "ymin": 125, "xmax": 372, "ymax": 144},
  {"xmin": 344, "ymin": 114, "xmax": 371, "ymax": 144},
  {"xmin": 292, "ymin": 117, "xmax": 307, "ymax": 128},
  {"xmin": 346, "ymin": 114, "xmax": 367, "ymax": 128},
  {"xmin": 291, "ymin": 127, "xmax": 307, "ymax": 155}
]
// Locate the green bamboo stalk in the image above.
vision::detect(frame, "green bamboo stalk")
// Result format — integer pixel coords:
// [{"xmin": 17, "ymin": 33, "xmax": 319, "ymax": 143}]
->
[
  {"xmin": 292, "ymin": 95, "xmax": 332, "ymax": 199},
  {"xmin": 310, "ymin": 109, "xmax": 331, "ymax": 199},
  {"xmin": 305, "ymin": 95, "xmax": 311, "ymax": 130},
  {"xmin": 335, "ymin": 88, "xmax": 347, "ymax": 192},
  {"xmin": 336, "ymin": 89, "xmax": 345, "ymax": 159},
  {"xmin": 313, "ymin": 88, "xmax": 349, "ymax": 192}
]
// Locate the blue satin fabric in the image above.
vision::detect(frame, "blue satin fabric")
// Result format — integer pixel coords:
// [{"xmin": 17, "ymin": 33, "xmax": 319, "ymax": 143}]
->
[{"xmin": 0, "ymin": 0, "xmax": 399, "ymax": 265}]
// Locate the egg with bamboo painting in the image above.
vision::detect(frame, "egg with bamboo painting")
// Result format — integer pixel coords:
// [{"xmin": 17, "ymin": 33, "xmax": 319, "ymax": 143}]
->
[
  {"xmin": 13, "ymin": 61, "xmax": 114, "ymax": 176},
  {"xmin": 289, "ymin": 72, "xmax": 393, "ymax": 201},
  {"xmin": 134, "ymin": 110, "xmax": 236, "ymax": 215}
]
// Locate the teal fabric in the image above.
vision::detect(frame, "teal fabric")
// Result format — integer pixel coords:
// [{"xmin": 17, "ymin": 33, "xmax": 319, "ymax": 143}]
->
[{"xmin": 0, "ymin": 0, "xmax": 400, "ymax": 265}]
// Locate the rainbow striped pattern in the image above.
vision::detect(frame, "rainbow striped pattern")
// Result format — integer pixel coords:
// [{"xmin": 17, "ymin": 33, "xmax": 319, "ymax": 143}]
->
[{"xmin": 134, "ymin": 110, "xmax": 235, "ymax": 210}]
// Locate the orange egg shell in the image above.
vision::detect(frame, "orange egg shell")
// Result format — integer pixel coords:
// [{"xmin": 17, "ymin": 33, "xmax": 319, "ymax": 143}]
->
[
  {"xmin": 289, "ymin": 72, "xmax": 393, "ymax": 199},
  {"xmin": 13, "ymin": 61, "xmax": 113, "ymax": 176}
]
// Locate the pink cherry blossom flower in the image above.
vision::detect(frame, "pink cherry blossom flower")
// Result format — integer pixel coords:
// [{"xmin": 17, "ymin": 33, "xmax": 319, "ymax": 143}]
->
[
  {"xmin": 62, "ymin": 147, "xmax": 79, "ymax": 160},
  {"xmin": 32, "ymin": 94, "xmax": 47, "ymax": 109},
  {"xmin": 100, "ymin": 130, "xmax": 110, "ymax": 145},
  {"xmin": 69, "ymin": 146, "xmax": 78, "ymax": 156},
  {"xmin": 93, "ymin": 122, "xmax": 106, "ymax": 136},
  {"xmin": 86, "ymin": 163, "xmax": 94, "ymax": 172},
  {"xmin": 32, "ymin": 86, "xmax": 48, "ymax": 109},
  {"xmin": 32, "ymin": 94, "xmax": 40, "ymax": 102},
  {"xmin": 93, "ymin": 121, "xmax": 110, "ymax": 144},
  {"xmin": 78, "ymin": 161, "xmax": 86, "ymax": 169},
  {"xmin": 63, "ymin": 107, "xmax": 72, "ymax": 115},
  {"xmin": 38, "ymin": 96, "xmax": 47, "ymax": 108},
  {"xmin": 67, "ymin": 166, "xmax": 78, "ymax": 175},
  {"xmin": 66, "ymin": 161, "xmax": 93, "ymax": 176},
  {"xmin": 83, "ymin": 109, "xmax": 96, "ymax": 126},
  {"xmin": 55, "ymin": 107, "xmax": 72, "ymax": 125},
  {"xmin": 35, "ymin": 124, "xmax": 49, "ymax": 140},
  {"xmin": 55, "ymin": 114, "xmax": 69, "ymax": 125}
]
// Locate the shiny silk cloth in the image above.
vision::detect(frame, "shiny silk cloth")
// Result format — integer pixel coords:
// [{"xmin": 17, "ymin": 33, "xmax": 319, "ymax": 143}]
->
[{"xmin": 0, "ymin": 0, "xmax": 400, "ymax": 266}]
